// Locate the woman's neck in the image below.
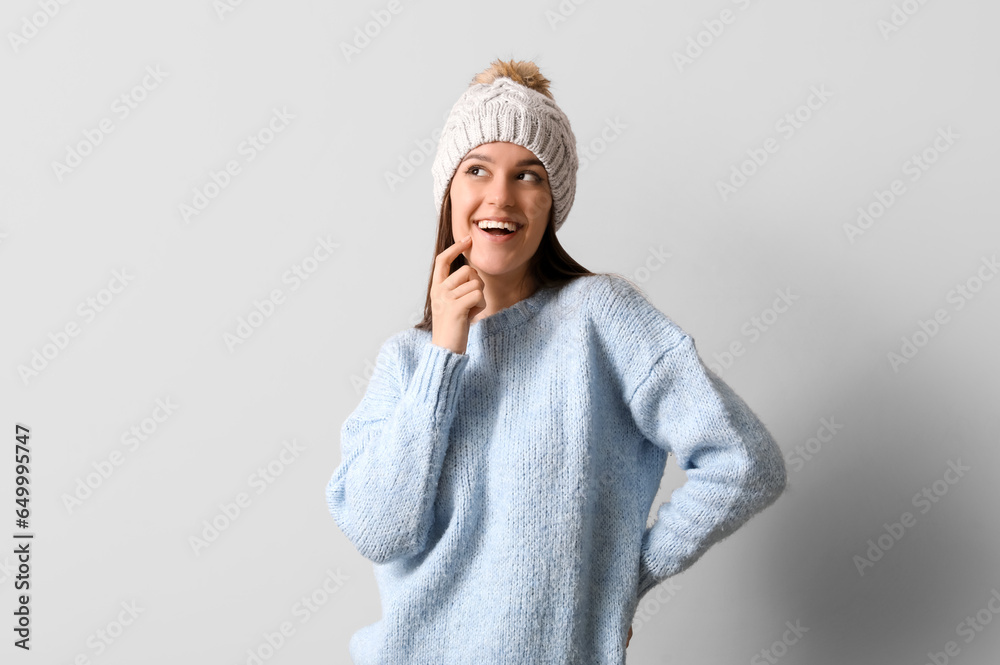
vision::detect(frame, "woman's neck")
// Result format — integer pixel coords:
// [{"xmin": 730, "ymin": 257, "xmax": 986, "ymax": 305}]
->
[{"xmin": 471, "ymin": 273, "xmax": 538, "ymax": 323}]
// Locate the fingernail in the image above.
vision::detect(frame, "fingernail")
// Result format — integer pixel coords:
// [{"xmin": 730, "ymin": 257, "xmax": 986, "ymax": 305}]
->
[{"xmin": 463, "ymin": 234, "xmax": 472, "ymax": 242}]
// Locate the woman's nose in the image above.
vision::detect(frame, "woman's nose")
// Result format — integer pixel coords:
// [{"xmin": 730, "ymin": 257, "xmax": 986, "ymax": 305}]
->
[{"xmin": 488, "ymin": 177, "xmax": 515, "ymax": 207}]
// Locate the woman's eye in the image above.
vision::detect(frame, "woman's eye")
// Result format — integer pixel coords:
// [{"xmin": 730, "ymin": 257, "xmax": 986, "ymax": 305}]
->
[{"xmin": 464, "ymin": 166, "xmax": 543, "ymax": 182}]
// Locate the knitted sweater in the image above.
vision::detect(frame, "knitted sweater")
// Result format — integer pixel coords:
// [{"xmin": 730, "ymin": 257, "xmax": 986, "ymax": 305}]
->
[{"xmin": 325, "ymin": 273, "xmax": 787, "ymax": 665}]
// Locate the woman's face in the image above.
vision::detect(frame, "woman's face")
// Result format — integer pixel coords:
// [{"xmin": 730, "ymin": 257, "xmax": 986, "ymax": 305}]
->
[{"xmin": 449, "ymin": 141, "xmax": 552, "ymax": 285}]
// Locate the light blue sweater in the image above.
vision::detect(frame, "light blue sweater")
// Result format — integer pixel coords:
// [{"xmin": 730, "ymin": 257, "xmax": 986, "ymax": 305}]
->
[{"xmin": 326, "ymin": 273, "xmax": 787, "ymax": 664}]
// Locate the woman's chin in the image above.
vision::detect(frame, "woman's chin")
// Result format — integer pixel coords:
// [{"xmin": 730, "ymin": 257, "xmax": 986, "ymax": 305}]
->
[{"xmin": 468, "ymin": 256, "xmax": 514, "ymax": 276}]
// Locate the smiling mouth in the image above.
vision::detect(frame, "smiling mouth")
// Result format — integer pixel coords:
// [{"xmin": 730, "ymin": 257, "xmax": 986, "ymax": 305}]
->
[
  {"xmin": 481, "ymin": 227, "xmax": 515, "ymax": 236},
  {"xmin": 474, "ymin": 220, "xmax": 522, "ymax": 237}
]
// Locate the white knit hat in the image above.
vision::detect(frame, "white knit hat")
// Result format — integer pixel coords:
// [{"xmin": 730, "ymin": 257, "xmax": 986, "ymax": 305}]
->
[{"xmin": 431, "ymin": 75, "xmax": 578, "ymax": 232}]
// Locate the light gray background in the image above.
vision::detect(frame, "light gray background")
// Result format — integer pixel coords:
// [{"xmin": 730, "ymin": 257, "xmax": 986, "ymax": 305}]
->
[{"xmin": 2, "ymin": 1, "xmax": 998, "ymax": 663}]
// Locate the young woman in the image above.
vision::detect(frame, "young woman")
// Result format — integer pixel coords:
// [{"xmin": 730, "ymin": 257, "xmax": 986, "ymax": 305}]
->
[{"xmin": 326, "ymin": 59, "xmax": 787, "ymax": 665}]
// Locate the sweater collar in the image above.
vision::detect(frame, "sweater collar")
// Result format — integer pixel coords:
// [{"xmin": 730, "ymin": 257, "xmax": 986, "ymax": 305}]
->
[{"xmin": 468, "ymin": 283, "xmax": 558, "ymax": 340}]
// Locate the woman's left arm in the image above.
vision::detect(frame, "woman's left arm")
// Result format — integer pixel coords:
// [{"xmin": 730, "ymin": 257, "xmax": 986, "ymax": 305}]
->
[{"xmin": 627, "ymin": 333, "xmax": 787, "ymax": 603}]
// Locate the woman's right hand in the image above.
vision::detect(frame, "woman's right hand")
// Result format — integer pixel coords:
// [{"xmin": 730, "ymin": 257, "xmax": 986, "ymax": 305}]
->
[{"xmin": 430, "ymin": 235, "xmax": 487, "ymax": 355}]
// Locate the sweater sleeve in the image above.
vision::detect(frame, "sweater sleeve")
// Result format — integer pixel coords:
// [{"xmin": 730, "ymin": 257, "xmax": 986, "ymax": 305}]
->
[
  {"xmin": 587, "ymin": 274, "xmax": 786, "ymax": 603},
  {"xmin": 628, "ymin": 333, "xmax": 787, "ymax": 602},
  {"xmin": 325, "ymin": 336, "xmax": 470, "ymax": 564}
]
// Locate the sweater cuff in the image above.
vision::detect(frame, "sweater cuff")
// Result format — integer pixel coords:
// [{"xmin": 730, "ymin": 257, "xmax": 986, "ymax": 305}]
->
[
  {"xmin": 635, "ymin": 537, "xmax": 661, "ymax": 603},
  {"xmin": 406, "ymin": 342, "xmax": 470, "ymax": 430}
]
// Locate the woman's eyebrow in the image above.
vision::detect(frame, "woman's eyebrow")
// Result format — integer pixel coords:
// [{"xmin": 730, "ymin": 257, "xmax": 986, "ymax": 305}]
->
[{"xmin": 462, "ymin": 152, "xmax": 544, "ymax": 168}]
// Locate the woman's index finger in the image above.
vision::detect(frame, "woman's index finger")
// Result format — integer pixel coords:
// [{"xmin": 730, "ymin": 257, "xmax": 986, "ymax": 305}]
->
[{"xmin": 434, "ymin": 236, "xmax": 471, "ymax": 283}]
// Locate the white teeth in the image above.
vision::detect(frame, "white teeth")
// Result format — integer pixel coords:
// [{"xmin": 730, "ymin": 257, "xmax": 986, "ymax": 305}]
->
[{"xmin": 476, "ymin": 220, "xmax": 519, "ymax": 232}]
